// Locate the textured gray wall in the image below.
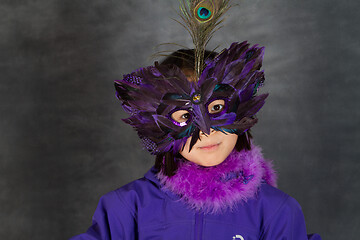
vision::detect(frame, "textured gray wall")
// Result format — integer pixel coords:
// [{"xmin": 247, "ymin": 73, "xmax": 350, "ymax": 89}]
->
[{"xmin": 0, "ymin": 0, "xmax": 359, "ymax": 239}]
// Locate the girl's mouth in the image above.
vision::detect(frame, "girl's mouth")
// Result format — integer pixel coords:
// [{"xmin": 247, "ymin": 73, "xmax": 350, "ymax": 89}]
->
[{"xmin": 198, "ymin": 142, "xmax": 221, "ymax": 151}]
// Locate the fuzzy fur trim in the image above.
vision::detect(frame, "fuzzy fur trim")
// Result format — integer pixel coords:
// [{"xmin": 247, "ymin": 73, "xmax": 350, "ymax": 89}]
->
[{"xmin": 156, "ymin": 145, "xmax": 277, "ymax": 214}]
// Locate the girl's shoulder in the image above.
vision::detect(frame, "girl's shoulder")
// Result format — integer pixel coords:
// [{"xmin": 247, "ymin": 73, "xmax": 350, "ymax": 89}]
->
[
  {"xmin": 251, "ymin": 183, "xmax": 304, "ymax": 227},
  {"xmin": 100, "ymin": 166, "xmax": 163, "ymax": 211},
  {"xmin": 257, "ymin": 183, "xmax": 293, "ymax": 204}
]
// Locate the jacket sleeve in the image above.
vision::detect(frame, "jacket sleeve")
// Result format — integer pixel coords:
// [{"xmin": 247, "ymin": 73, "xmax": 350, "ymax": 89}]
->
[
  {"xmin": 69, "ymin": 191, "xmax": 137, "ymax": 240},
  {"xmin": 260, "ymin": 196, "xmax": 321, "ymax": 240}
]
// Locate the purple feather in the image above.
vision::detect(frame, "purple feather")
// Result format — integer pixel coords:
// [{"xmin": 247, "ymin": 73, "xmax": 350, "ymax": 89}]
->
[{"xmin": 114, "ymin": 41, "xmax": 268, "ymax": 154}]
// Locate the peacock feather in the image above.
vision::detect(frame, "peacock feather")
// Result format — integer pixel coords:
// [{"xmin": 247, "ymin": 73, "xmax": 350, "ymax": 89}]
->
[{"xmin": 178, "ymin": 0, "xmax": 232, "ymax": 79}]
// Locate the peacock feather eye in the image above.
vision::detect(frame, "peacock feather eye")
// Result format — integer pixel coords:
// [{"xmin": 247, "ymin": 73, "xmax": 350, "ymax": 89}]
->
[
  {"xmin": 194, "ymin": 0, "xmax": 214, "ymax": 23},
  {"xmin": 198, "ymin": 7, "xmax": 211, "ymax": 19}
]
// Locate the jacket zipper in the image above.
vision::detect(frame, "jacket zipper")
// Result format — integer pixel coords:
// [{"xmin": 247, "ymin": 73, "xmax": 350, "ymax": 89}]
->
[{"xmin": 194, "ymin": 212, "xmax": 204, "ymax": 240}]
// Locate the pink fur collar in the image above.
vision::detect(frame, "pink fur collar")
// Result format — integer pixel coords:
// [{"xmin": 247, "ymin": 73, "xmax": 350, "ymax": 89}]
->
[{"xmin": 156, "ymin": 145, "xmax": 277, "ymax": 214}]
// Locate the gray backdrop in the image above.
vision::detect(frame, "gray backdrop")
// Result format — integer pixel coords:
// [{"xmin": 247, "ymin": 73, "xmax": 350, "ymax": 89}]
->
[{"xmin": 1, "ymin": 0, "xmax": 359, "ymax": 239}]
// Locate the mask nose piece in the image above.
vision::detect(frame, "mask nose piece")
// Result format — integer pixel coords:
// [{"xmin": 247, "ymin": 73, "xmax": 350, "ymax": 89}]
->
[
  {"xmin": 197, "ymin": 116, "xmax": 211, "ymax": 135},
  {"xmin": 192, "ymin": 101, "xmax": 211, "ymax": 135}
]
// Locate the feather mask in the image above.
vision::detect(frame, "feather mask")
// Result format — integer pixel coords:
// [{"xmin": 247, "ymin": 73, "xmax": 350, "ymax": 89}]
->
[{"xmin": 114, "ymin": 41, "xmax": 268, "ymax": 154}]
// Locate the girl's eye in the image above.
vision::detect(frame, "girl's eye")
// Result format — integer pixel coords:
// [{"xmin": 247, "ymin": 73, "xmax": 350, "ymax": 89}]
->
[
  {"xmin": 208, "ymin": 99, "xmax": 225, "ymax": 114},
  {"xmin": 212, "ymin": 104, "xmax": 223, "ymax": 111},
  {"xmin": 181, "ymin": 113, "xmax": 190, "ymax": 120},
  {"xmin": 171, "ymin": 110, "xmax": 191, "ymax": 125}
]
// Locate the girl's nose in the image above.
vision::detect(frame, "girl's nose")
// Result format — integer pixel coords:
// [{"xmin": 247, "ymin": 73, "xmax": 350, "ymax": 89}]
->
[{"xmin": 200, "ymin": 128, "xmax": 216, "ymax": 137}]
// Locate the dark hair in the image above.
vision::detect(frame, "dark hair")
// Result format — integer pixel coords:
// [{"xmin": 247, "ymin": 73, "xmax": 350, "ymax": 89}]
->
[
  {"xmin": 160, "ymin": 49, "xmax": 218, "ymax": 70},
  {"xmin": 155, "ymin": 49, "xmax": 253, "ymax": 177}
]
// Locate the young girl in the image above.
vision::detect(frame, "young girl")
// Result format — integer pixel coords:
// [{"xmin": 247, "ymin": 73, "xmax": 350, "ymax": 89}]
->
[{"xmin": 71, "ymin": 1, "xmax": 321, "ymax": 239}]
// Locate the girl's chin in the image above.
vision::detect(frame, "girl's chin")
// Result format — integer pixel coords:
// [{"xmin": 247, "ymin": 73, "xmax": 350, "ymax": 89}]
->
[{"xmin": 194, "ymin": 157, "xmax": 226, "ymax": 167}]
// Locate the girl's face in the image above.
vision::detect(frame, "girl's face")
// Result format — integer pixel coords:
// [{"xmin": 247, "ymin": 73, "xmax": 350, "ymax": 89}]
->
[
  {"xmin": 178, "ymin": 70, "xmax": 238, "ymax": 167},
  {"xmin": 179, "ymin": 130, "xmax": 238, "ymax": 167}
]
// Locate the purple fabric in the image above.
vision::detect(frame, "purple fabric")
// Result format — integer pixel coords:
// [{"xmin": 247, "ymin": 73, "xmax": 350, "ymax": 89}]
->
[
  {"xmin": 157, "ymin": 145, "xmax": 277, "ymax": 214},
  {"xmin": 70, "ymin": 168, "xmax": 321, "ymax": 240}
]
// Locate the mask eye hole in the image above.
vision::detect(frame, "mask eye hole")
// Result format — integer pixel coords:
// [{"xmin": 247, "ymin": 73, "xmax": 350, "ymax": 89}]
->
[
  {"xmin": 171, "ymin": 110, "xmax": 191, "ymax": 126},
  {"xmin": 208, "ymin": 99, "xmax": 226, "ymax": 115}
]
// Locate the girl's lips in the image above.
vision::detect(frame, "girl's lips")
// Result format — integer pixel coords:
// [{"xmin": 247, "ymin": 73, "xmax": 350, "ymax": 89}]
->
[{"xmin": 198, "ymin": 142, "xmax": 221, "ymax": 151}]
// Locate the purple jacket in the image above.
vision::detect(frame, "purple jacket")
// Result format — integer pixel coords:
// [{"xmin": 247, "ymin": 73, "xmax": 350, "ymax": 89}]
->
[{"xmin": 71, "ymin": 167, "xmax": 321, "ymax": 240}]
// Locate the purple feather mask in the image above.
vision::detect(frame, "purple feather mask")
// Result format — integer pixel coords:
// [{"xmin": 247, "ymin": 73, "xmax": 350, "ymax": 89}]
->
[{"xmin": 114, "ymin": 41, "xmax": 268, "ymax": 154}]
